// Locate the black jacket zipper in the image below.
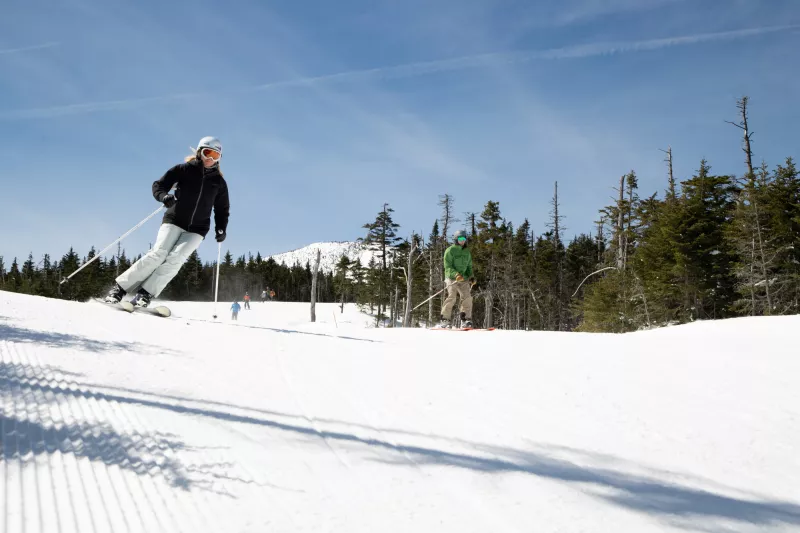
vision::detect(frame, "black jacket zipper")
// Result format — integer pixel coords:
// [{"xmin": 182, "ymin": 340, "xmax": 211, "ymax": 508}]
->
[{"xmin": 189, "ymin": 166, "xmax": 206, "ymax": 229}]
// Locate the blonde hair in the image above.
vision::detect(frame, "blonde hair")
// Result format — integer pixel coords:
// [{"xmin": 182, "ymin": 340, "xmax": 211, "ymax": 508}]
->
[{"xmin": 186, "ymin": 148, "xmax": 223, "ymax": 176}]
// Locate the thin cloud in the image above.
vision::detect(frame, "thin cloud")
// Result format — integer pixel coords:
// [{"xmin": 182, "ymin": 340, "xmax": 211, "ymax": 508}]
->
[
  {"xmin": 538, "ymin": 25, "xmax": 800, "ymax": 59},
  {"xmin": 6, "ymin": 91, "xmax": 207, "ymax": 119},
  {"xmin": 552, "ymin": 0, "xmax": 688, "ymax": 26},
  {"xmin": 0, "ymin": 42, "xmax": 60, "ymax": 56},
  {"xmin": 2, "ymin": 25, "xmax": 798, "ymax": 120}
]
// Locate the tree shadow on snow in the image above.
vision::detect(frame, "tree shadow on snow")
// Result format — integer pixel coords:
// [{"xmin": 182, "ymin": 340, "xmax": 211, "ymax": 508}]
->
[
  {"xmin": 0, "ymin": 360, "xmax": 251, "ymax": 495},
  {"xmin": 5, "ymin": 357, "xmax": 797, "ymax": 530},
  {"xmin": 0, "ymin": 322, "xmax": 180, "ymax": 356},
  {"xmin": 15, "ymin": 373, "xmax": 797, "ymax": 530},
  {"xmin": 383, "ymin": 444, "xmax": 800, "ymax": 530}
]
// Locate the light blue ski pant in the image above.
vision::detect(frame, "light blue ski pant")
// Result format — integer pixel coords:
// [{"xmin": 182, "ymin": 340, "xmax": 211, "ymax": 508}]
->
[{"xmin": 116, "ymin": 223, "xmax": 202, "ymax": 297}]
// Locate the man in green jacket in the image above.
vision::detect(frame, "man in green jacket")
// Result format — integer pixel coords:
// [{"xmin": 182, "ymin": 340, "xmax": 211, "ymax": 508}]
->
[{"xmin": 440, "ymin": 230, "xmax": 475, "ymax": 328}]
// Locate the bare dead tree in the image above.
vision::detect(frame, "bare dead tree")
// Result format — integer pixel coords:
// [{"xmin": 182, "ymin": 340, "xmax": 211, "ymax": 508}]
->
[
  {"xmin": 388, "ymin": 266, "xmax": 395, "ymax": 327},
  {"xmin": 403, "ymin": 236, "xmax": 417, "ymax": 327},
  {"xmin": 439, "ymin": 194, "xmax": 457, "ymax": 248},
  {"xmin": 733, "ymin": 162, "xmax": 774, "ymax": 315},
  {"xmin": 393, "ymin": 285, "xmax": 400, "ymax": 327},
  {"xmin": 659, "ymin": 146, "xmax": 676, "ymax": 201},
  {"xmin": 752, "ymin": 171, "xmax": 772, "ymax": 314},
  {"xmin": 572, "ymin": 266, "xmax": 617, "ymax": 298},
  {"xmin": 310, "ymin": 248, "xmax": 321, "ymax": 322},
  {"xmin": 616, "ymin": 174, "xmax": 625, "ymax": 270},
  {"xmin": 438, "ymin": 194, "xmax": 458, "ymax": 312},
  {"xmin": 727, "ymin": 98, "xmax": 773, "ymax": 315},
  {"xmin": 116, "ymin": 242, "xmax": 122, "ymax": 277},
  {"xmin": 726, "ymin": 96, "xmax": 755, "ymax": 177},
  {"xmin": 339, "ymin": 262, "xmax": 347, "ymax": 314},
  {"xmin": 427, "ymin": 248, "xmax": 434, "ymax": 326},
  {"xmin": 624, "ymin": 171, "xmax": 638, "ymax": 271},
  {"xmin": 549, "ymin": 181, "xmax": 566, "ymax": 330},
  {"xmin": 594, "ymin": 217, "xmax": 605, "ymax": 264}
]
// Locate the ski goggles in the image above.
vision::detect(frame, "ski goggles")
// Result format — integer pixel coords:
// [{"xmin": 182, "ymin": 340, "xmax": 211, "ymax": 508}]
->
[
  {"xmin": 456, "ymin": 236, "xmax": 467, "ymax": 243},
  {"xmin": 200, "ymin": 148, "xmax": 221, "ymax": 160}
]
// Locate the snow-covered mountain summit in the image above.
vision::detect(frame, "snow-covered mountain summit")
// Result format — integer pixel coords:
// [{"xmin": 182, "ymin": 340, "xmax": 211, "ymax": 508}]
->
[{"xmin": 266, "ymin": 241, "xmax": 378, "ymax": 272}]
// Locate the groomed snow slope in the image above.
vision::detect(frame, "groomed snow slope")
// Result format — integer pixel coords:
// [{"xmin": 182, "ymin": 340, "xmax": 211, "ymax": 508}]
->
[{"xmin": 1, "ymin": 290, "xmax": 799, "ymax": 533}]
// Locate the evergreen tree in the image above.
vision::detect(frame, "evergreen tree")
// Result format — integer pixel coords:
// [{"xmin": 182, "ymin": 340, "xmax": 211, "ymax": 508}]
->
[
  {"xmin": 334, "ymin": 254, "xmax": 353, "ymax": 310},
  {"xmin": 763, "ymin": 158, "xmax": 800, "ymax": 313},
  {"xmin": 7, "ymin": 258, "xmax": 21, "ymax": 292},
  {"xmin": 675, "ymin": 160, "xmax": 738, "ymax": 319},
  {"xmin": 59, "ymin": 249, "xmax": 80, "ymax": 300},
  {"xmin": 361, "ymin": 203, "xmax": 402, "ymax": 320}
]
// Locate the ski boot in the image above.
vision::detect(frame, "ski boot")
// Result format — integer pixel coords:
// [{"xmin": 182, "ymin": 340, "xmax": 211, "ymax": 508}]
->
[
  {"xmin": 104, "ymin": 283, "xmax": 126, "ymax": 304},
  {"xmin": 436, "ymin": 315, "xmax": 451, "ymax": 329},
  {"xmin": 460, "ymin": 312, "xmax": 473, "ymax": 329},
  {"xmin": 130, "ymin": 288, "xmax": 153, "ymax": 308}
]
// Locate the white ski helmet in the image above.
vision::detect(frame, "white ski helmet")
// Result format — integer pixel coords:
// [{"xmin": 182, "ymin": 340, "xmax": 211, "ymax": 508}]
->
[{"xmin": 196, "ymin": 136, "xmax": 222, "ymax": 156}]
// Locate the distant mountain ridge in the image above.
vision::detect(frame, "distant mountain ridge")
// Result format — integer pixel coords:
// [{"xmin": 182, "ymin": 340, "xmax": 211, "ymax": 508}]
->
[{"xmin": 266, "ymin": 241, "xmax": 379, "ymax": 273}]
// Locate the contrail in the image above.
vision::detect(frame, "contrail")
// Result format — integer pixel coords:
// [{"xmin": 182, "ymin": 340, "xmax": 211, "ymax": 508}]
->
[
  {"xmin": 537, "ymin": 25, "xmax": 800, "ymax": 59},
  {"xmin": 2, "ymin": 25, "xmax": 798, "ymax": 119},
  {"xmin": 0, "ymin": 42, "xmax": 60, "ymax": 56},
  {"xmin": 252, "ymin": 24, "xmax": 800, "ymax": 85}
]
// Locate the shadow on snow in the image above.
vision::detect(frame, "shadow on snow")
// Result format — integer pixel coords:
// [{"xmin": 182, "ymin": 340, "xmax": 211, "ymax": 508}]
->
[{"xmin": 3, "ymin": 359, "xmax": 796, "ymax": 530}]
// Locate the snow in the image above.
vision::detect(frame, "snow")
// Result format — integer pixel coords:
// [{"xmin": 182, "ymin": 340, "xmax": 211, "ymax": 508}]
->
[
  {"xmin": 1, "ymin": 290, "xmax": 799, "ymax": 533},
  {"xmin": 265, "ymin": 241, "xmax": 378, "ymax": 273}
]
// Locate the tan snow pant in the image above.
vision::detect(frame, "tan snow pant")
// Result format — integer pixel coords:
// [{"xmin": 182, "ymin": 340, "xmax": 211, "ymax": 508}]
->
[
  {"xmin": 441, "ymin": 279, "xmax": 473, "ymax": 319},
  {"xmin": 116, "ymin": 223, "xmax": 202, "ymax": 297}
]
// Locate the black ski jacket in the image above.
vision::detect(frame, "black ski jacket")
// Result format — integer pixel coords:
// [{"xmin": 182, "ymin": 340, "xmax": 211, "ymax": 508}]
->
[{"xmin": 152, "ymin": 158, "xmax": 230, "ymax": 237}]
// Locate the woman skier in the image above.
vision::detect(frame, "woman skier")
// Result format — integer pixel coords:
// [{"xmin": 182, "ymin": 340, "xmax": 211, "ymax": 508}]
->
[{"xmin": 105, "ymin": 136, "xmax": 230, "ymax": 307}]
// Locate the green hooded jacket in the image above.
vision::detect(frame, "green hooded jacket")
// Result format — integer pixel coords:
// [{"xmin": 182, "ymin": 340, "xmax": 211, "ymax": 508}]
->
[{"xmin": 443, "ymin": 244, "xmax": 473, "ymax": 280}]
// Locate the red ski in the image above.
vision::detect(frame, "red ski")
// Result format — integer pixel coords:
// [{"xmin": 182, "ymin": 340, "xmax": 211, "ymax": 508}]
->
[{"xmin": 428, "ymin": 327, "xmax": 496, "ymax": 331}]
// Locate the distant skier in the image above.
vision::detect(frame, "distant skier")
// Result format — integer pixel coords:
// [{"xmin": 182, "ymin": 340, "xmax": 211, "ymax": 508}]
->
[
  {"xmin": 231, "ymin": 301, "xmax": 241, "ymax": 320},
  {"xmin": 261, "ymin": 290, "xmax": 267, "ymax": 303},
  {"xmin": 270, "ymin": 289, "xmax": 276, "ymax": 300},
  {"xmin": 104, "ymin": 137, "xmax": 230, "ymax": 308},
  {"xmin": 439, "ymin": 230, "xmax": 474, "ymax": 328},
  {"xmin": 243, "ymin": 292, "xmax": 251, "ymax": 310}
]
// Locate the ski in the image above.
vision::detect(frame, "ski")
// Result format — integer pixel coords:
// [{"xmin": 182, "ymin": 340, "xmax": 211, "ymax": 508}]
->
[
  {"xmin": 133, "ymin": 305, "xmax": 171, "ymax": 318},
  {"xmin": 93, "ymin": 298, "xmax": 134, "ymax": 313},
  {"xmin": 428, "ymin": 327, "xmax": 496, "ymax": 331},
  {"xmin": 93, "ymin": 298, "xmax": 170, "ymax": 317}
]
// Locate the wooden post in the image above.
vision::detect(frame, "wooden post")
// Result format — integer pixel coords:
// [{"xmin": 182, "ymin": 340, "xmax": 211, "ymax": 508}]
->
[{"xmin": 310, "ymin": 248, "xmax": 321, "ymax": 322}]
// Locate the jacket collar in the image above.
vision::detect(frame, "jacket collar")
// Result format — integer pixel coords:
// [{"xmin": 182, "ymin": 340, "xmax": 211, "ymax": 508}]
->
[{"xmin": 188, "ymin": 157, "xmax": 221, "ymax": 178}]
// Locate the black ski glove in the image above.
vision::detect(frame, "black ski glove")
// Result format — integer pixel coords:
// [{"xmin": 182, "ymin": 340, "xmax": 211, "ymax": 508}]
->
[
  {"xmin": 162, "ymin": 194, "xmax": 176, "ymax": 208},
  {"xmin": 215, "ymin": 229, "xmax": 226, "ymax": 242}
]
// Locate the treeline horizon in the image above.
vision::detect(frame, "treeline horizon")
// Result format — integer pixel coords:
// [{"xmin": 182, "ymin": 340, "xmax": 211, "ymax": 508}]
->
[{"xmin": 2, "ymin": 96, "xmax": 797, "ymax": 332}]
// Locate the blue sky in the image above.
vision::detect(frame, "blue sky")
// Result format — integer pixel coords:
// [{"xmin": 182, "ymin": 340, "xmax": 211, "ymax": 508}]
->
[{"xmin": 1, "ymin": 0, "xmax": 799, "ymax": 266}]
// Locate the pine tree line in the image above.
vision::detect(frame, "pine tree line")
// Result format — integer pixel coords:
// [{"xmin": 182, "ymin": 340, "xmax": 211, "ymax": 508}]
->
[
  {"xmin": 336, "ymin": 97, "xmax": 799, "ymax": 331},
  {"xmin": 0, "ymin": 248, "xmax": 336, "ymax": 304}
]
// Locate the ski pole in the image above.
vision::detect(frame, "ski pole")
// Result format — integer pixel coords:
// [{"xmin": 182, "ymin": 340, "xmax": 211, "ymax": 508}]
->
[
  {"xmin": 411, "ymin": 279, "xmax": 474, "ymax": 312},
  {"xmin": 60, "ymin": 205, "xmax": 164, "ymax": 285},
  {"xmin": 212, "ymin": 241, "xmax": 222, "ymax": 318},
  {"xmin": 412, "ymin": 287, "xmax": 446, "ymax": 312}
]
